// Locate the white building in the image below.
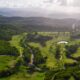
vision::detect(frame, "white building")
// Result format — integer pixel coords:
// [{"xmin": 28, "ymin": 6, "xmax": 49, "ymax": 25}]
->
[{"xmin": 57, "ymin": 41, "xmax": 68, "ymax": 44}]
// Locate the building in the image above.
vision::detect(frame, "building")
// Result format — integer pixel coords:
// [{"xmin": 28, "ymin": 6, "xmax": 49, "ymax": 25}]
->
[{"xmin": 57, "ymin": 41, "xmax": 68, "ymax": 44}]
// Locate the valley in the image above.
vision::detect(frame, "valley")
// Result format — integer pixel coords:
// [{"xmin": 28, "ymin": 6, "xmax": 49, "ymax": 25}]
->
[
  {"xmin": 0, "ymin": 31, "xmax": 80, "ymax": 80},
  {"xmin": 0, "ymin": 16, "xmax": 80, "ymax": 80}
]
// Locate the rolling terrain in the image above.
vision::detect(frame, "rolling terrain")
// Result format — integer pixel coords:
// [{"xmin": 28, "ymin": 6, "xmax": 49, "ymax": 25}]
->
[
  {"xmin": 0, "ymin": 16, "xmax": 80, "ymax": 32},
  {"xmin": 0, "ymin": 16, "xmax": 80, "ymax": 80},
  {"xmin": 0, "ymin": 31, "xmax": 80, "ymax": 80}
]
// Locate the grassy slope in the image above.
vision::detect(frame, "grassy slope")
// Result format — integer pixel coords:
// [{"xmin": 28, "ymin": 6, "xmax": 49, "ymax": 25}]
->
[{"xmin": 0, "ymin": 56, "xmax": 16, "ymax": 71}]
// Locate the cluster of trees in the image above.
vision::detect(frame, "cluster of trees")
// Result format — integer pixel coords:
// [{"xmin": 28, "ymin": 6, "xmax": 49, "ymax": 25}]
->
[
  {"xmin": 0, "ymin": 24, "xmax": 26, "ymax": 41},
  {"xmin": 50, "ymin": 43, "xmax": 80, "ymax": 61},
  {"xmin": 26, "ymin": 32, "xmax": 53, "ymax": 46},
  {"xmin": 45, "ymin": 65, "xmax": 80, "ymax": 80},
  {"xmin": 0, "ymin": 40, "xmax": 21, "ymax": 77},
  {"xmin": 49, "ymin": 44, "xmax": 61, "ymax": 60},
  {"xmin": 33, "ymin": 47, "xmax": 46, "ymax": 66},
  {"xmin": 23, "ymin": 47, "xmax": 31, "ymax": 64},
  {"xmin": 0, "ymin": 40, "xmax": 19, "ymax": 56},
  {"xmin": 0, "ymin": 59, "xmax": 21, "ymax": 78},
  {"xmin": 23, "ymin": 46, "xmax": 46, "ymax": 66},
  {"xmin": 64, "ymin": 43, "xmax": 80, "ymax": 62},
  {"xmin": 65, "ymin": 44, "xmax": 79, "ymax": 56}
]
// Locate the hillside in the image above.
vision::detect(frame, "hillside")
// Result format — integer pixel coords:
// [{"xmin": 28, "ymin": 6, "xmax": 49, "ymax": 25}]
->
[
  {"xmin": 0, "ymin": 16, "xmax": 80, "ymax": 79},
  {"xmin": 0, "ymin": 16, "xmax": 80, "ymax": 32}
]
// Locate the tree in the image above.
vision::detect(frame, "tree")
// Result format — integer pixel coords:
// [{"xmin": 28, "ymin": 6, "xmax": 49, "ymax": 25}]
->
[{"xmin": 0, "ymin": 40, "xmax": 19, "ymax": 56}]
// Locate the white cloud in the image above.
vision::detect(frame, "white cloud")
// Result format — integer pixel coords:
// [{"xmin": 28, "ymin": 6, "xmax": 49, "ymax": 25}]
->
[
  {"xmin": 0, "ymin": 0, "xmax": 80, "ymax": 14},
  {"xmin": 0, "ymin": 0, "xmax": 45, "ymax": 8}
]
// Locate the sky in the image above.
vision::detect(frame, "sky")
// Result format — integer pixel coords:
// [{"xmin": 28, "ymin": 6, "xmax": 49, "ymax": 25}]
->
[{"xmin": 0, "ymin": 0, "xmax": 80, "ymax": 17}]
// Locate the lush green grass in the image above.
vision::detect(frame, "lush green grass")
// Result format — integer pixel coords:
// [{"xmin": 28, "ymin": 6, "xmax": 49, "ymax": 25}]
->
[
  {"xmin": 9, "ymin": 32, "xmax": 80, "ymax": 69},
  {"xmin": 10, "ymin": 33, "xmax": 27, "ymax": 55},
  {"xmin": 0, "ymin": 56, "xmax": 16, "ymax": 71},
  {"xmin": 9, "ymin": 33, "xmax": 45, "ymax": 80},
  {"xmin": 28, "ymin": 36, "xmax": 58, "ymax": 68},
  {"xmin": 1, "ymin": 32, "xmax": 80, "ymax": 80},
  {"xmin": 69, "ymin": 76, "xmax": 75, "ymax": 80},
  {"xmin": 28, "ymin": 32, "xmax": 76, "ymax": 68},
  {"xmin": 0, "ymin": 66, "xmax": 45, "ymax": 80},
  {"xmin": 72, "ymin": 47, "xmax": 80, "ymax": 58},
  {"xmin": 4, "ymin": 72, "xmax": 44, "ymax": 80}
]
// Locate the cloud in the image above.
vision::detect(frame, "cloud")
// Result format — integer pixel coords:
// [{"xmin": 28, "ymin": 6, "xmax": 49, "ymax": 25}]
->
[
  {"xmin": 0, "ymin": 0, "xmax": 80, "ymax": 8},
  {"xmin": 0, "ymin": 0, "xmax": 80, "ymax": 14},
  {"xmin": 47, "ymin": 0, "xmax": 80, "ymax": 7},
  {"xmin": 59, "ymin": 0, "xmax": 80, "ymax": 7},
  {"xmin": 0, "ymin": 0, "xmax": 45, "ymax": 8}
]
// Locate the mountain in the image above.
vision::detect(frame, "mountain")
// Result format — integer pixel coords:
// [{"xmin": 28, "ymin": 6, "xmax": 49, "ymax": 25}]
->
[
  {"xmin": 0, "ymin": 16, "xmax": 80, "ymax": 41},
  {"xmin": 0, "ymin": 16, "xmax": 80, "ymax": 32},
  {"xmin": 0, "ymin": 8, "xmax": 47, "ymax": 17},
  {"xmin": 0, "ymin": 8, "xmax": 80, "ymax": 19}
]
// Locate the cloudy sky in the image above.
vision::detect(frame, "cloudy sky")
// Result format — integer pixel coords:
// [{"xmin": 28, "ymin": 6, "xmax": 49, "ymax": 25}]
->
[{"xmin": 0, "ymin": 0, "xmax": 80, "ymax": 17}]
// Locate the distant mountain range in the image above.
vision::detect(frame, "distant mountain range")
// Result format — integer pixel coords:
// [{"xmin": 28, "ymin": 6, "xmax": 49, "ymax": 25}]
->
[
  {"xmin": 0, "ymin": 15, "xmax": 80, "ymax": 32},
  {"xmin": 0, "ymin": 8, "xmax": 80, "ymax": 19}
]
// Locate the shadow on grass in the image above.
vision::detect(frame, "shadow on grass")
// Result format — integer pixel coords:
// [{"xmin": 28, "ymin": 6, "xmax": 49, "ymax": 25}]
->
[{"xmin": 26, "ymin": 33, "xmax": 53, "ymax": 47}]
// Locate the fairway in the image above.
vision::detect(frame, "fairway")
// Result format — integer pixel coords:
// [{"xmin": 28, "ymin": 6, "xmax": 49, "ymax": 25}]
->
[{"xmin": 0, "ymin": 32, "xmax": 80, "ymax": 80}]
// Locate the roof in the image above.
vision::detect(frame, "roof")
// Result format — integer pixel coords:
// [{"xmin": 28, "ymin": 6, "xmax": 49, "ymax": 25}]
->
[{"xmin": 58, "ymin": 41, "xmax": 68, "ymax": 44}]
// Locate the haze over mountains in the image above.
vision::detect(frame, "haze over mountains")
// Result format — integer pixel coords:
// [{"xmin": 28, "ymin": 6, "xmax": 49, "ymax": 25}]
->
[
  {"xmin": 0, "ymin": 5, "xmax": 80, "ymax": 32},
  {"xmin": 0, "ymin": 8, "xmax": 80, "ymax": 19},
  {"xmin": 0, "ymin": 14, "xmax": 80, "ymax": 32}
]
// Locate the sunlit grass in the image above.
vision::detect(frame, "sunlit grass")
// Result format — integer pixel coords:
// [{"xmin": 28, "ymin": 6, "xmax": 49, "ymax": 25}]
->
[
  {"xmin": 0, "ymin": 56, "xmax": 16, "ymax": 71},
  {"xmin": 72, "ymin": 48, "xmax": 80, "ymax": 58},
  {"xmin": 10, "ymin": 33, "xmax": 27, "ymax": 55}
]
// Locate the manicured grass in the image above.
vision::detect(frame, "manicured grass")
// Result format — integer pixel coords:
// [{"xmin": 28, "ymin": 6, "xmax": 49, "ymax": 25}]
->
[
  {"xmin": 28, "ymin": 36, "xmax": 58, "ymax": 68},
  {"xmin": 4, "ymin": 32, "xmax": 80, "ymax": 80},
  {"xmin": 10, "ymin": 33, "xmax": 27, "ymax": 55},
  {"xmin": 69, "ymin": 76, "xmax": 75, "ymax": 80},
  {"xmin": 0, "ymin": 56, "xmax": 16, "ymax": 71},
  {"xmin": 28, "ymin": 32, "xmax": 74, "ymax": 68},
  {"xmin": 10, "ymin": 32, "xmax": 80, "ymax": 69},
  {"xmin": 28, "ymin": 32, "xmax": 76, "ymax": 68},
  {"xmin": 2, "ymin": 71, "xmax": 45, "ymax": 80},
  {"xmin": 72, "ymin": 47, "xmax": 80, "ymax": 58}
]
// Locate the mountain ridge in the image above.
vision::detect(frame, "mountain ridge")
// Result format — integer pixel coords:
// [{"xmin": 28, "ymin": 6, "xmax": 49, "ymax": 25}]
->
[{"xmin": 0, "ymin": 16, "xmax": 80, "ymax": 32}]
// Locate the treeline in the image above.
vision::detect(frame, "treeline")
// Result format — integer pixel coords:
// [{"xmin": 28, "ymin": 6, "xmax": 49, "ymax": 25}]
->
[
  {"xmin": 0, "ymin": 40, "xmax": 19, "ymax": 56},
  {"xmin": 0, "ymin": 40, "xmax": 21, "ymax": 77},
  {"xmin": 0, "ymin": 59, "xmax": 21, "ymax": 78},
  {"xmin": 0, "ymin": 24, "xmax": 26, "ymax": 41},
  {"xmin": 45, "ymin": 65, "xmax": 80, "ymax": 80},
  {"xmin": 23, "ymin": 47, "xmax": 46, "ymax": 66}
]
